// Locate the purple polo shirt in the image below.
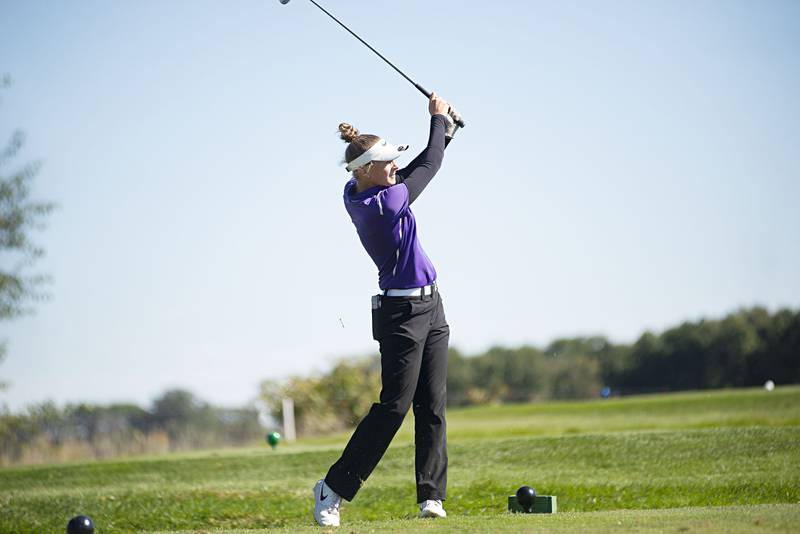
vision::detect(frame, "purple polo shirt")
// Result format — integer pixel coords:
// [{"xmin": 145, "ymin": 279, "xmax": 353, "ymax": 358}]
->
[{"xmin": 343, "ymin": 180, "xmax": 437, "ymax": 290}]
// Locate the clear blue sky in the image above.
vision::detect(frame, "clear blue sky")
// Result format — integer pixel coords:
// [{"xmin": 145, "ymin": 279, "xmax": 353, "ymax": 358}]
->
[{"xmin": 1, "ymin": 0, "xmax": 798, "ymax": 412}]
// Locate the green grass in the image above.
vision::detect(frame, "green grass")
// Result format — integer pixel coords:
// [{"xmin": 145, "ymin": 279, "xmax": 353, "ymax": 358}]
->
[
  {"xmin": 1, "ymin": 386, "xmax": 799, "ymax": 533},
  {"xmin": 156, "ymin": 504, "xmax": 800, "ymax": 533}
]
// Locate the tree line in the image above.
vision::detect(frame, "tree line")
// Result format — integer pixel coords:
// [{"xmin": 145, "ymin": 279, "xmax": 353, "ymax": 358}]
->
[
  {"xmin": 1, "ymin": 306, "xmax": 795, "ymax": 465},
  {"xmin": 261, "ymin": 306, "xmax": 799, "ymax": 435},
  {"xmin": 0, "ymin": 389, "xmax": 262, "ymax": 465}
]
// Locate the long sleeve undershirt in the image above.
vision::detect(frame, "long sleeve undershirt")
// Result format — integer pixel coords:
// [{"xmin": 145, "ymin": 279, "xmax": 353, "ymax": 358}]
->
[{"xmin": 396, "ymin": 114, "xmax": 449, "ymax": 204}]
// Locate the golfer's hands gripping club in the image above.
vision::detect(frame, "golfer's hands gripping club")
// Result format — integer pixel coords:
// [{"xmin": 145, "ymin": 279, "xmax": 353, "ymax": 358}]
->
[
  {"xmin": 429, "ymin": 92, "xmax": 463, "ymax": 138},
  {"xmin": 428, "ymin": 92, "xmax": 449, "ymax": 117}
]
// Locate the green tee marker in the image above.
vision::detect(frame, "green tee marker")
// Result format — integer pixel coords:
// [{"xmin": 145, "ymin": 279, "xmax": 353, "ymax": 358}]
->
[
  {"xmin": 508, "ymin": 494, "xmax": 557, "ymax": 514},
  {"xmin": 266, "ymin": 431, "xmax": 281, "ymax": 450}
]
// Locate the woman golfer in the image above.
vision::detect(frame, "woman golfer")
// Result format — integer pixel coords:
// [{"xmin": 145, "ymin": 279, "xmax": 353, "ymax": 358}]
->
[{"xmin": 313, "ymin": 93, "xmax": 456, "ymax": 527}]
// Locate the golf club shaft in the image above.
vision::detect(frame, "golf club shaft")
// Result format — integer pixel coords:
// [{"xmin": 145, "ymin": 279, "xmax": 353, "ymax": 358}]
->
[{"xmin": 306, "ymin": 0, "xmax": 465, "ymax": 128}]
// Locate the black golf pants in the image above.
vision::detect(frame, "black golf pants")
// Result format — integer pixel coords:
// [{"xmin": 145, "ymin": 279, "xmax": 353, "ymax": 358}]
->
[{"xmin": 325, "ymin": 291, "xmax": 449, "ymax": 503}]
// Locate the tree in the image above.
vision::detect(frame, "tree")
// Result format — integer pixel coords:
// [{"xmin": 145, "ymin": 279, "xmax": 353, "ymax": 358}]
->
[
  {"xmin": 151, "ymin": 389, "xmax": 210, "ymax": 448},
  {"xmin": 445, "ymin": 348, "xmax": 472, "ymax": 406},
  {"xmin": 260, "ymin": 356, "xmax": 382, "ymax": 436},
  {"xmin": 0, "ymin": 74, "xmax": 56, "ymax": 391},
  {"xmin": 321, "ymin": 357, "xmax": 381, "ymax": 427},
  {"xmin": 0, "ymin": 346, "xmax": 7, "ymax": 393}
]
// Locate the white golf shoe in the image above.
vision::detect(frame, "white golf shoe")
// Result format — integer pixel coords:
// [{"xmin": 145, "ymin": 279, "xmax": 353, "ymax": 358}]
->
[
  {"xmin": 419, "ymin": 499, "xmax": 447, "ymax": 518},
  {"xmin": 313, "ymin": 479, "xmax": 341, "ymax": 527}
]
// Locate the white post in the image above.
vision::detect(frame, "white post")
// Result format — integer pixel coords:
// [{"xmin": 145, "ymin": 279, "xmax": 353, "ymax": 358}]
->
[{"xmin": 281, "ymin": 397, "xmax": 296, "ymax": 442}]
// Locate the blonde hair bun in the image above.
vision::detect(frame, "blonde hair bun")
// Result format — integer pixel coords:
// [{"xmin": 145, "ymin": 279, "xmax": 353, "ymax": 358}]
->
[{"xmin": 338, "ymin": 122, "xmax": 360, "ymax": 143}]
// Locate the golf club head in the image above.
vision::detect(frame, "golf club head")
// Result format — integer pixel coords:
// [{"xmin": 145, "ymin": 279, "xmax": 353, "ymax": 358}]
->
[{"xmin": 279, "ymin": 0, "xmax": 290, "ymax": 4}]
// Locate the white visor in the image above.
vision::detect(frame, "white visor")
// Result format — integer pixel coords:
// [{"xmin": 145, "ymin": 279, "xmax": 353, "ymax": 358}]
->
[{"xmin": 346, "ymin": 138, "xmax": 409, "ymax": 172}]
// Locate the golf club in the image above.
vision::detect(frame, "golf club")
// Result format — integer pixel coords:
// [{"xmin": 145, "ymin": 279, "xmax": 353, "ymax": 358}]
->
[{"xmin": 279, "ymin": 0, "xmax": 466, "ymax": 128}]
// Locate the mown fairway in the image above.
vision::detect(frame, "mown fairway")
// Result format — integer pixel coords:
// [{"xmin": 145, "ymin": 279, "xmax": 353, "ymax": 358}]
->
[{"xmin": 1, "ymin": 387, "xmax": 799, "ymax": 533}]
